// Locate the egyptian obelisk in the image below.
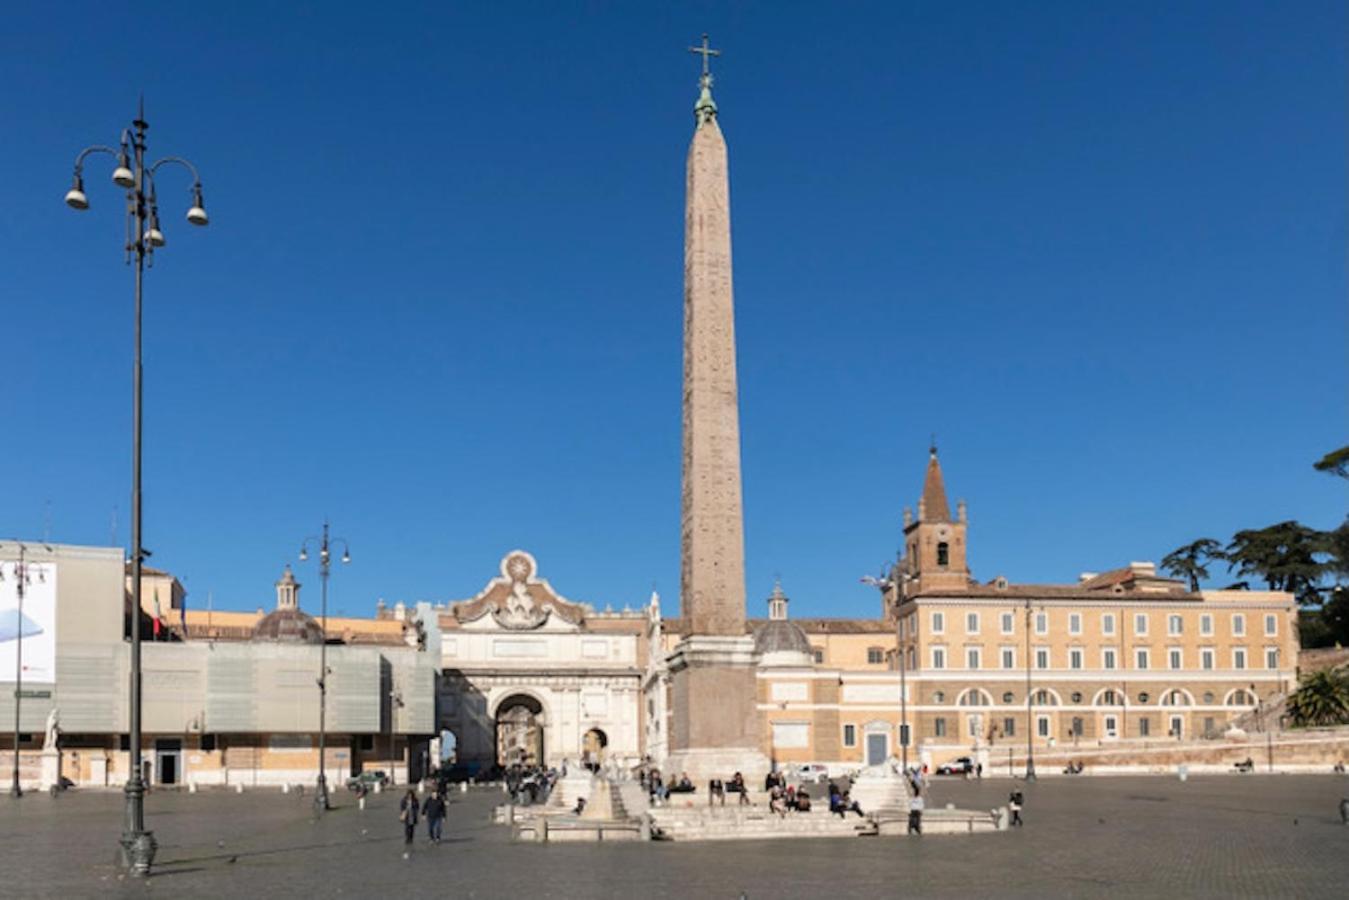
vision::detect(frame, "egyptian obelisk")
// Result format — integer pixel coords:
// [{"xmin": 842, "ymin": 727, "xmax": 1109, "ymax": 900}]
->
[{"xmin": 666, "ymin": 35, "xmax": 770, "ymax": 782}]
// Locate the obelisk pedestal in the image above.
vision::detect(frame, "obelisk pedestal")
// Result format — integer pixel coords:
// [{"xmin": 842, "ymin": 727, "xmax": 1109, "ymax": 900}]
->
[{"xmin": 664, "ymin": 43, "xmax": 769, "ymax": 785}]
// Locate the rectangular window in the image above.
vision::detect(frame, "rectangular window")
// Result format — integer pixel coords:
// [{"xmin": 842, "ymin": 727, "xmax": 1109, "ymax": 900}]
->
[
  {"xmin": 966, "ymin": 648, "xmax": 981, "ymax": 670},
  {"xmin": 201, "ymin": 734, "xmax": 218, "ymax": 752},
  {"xmin": 1069, "ymin": 613, "xmax": 1082, "ymax": 635},
  {"xmin": 867, "ymin": 647, "xmax": 884, "ymax": 664},
  {"xmin": 1169, "ymin": 716, "xmax": 1184, "ymax": 739},
  {"xmin": 1035, "ymin": 612, "xmax": 1048, "ymax": 635},
  {"xmin": 1233, "ymin": 648, "xmax": 1246, "ymax": 670},
  {"xmin": 1232, "ymin": 614, "xmax": 1245, "ymax": 636},
  {"xmin": 931, "ymin": 611, "xmax": 945, "ymax": 634},
  {"xmin": 1103, "ymin": 648, "xmax": 1117, "ymax": 670},
  {"xmin": 931, "ymin": 647, "xmax": 946, "ymax": 670},
  {"xmin": 1104, "ymin": 715, "xmax": 1118, "ymax": 738},
  {"xmin": 1001, "ymin": 647, "xmax": 1015, "ymax": 670},
  {"xmin": 934, "ymin": 717, "xmax": 947, "ymax": 738},
  {"xmin": 1035, "ymin": 648, "xmax": 1049, "ymax": 669},
  {"xmin": 1135, "ymin": 613, "xmax": 1148, "ymax": 635},
  {"xmin": 1168, "ymin": 614, "xmax": 1183, "ymax": 636},
  {"xmin": 1265, "ymin": 647, "xmax": 1279, "ymax": 669},
  {"xmin": 966, "ymin": 612, "xmax": 980, "ymax": 634},
  {"xmin": 1069, "ymin": 648, "xmax": 1083, "ymax": 670},
  {"xmin": 813, "ymin": 648, "xmax": 824, "ymax": 664},
  {"xmin": 1037, "ymin": 717, "xmax": 1050, "ymax": 738},
  {"xmin": 1201, "ymin": 648, "xmax": 1214, "ymax": 670},
  {"xmin": 1139, "ymin": 717, "xmax": 1151, "ymax": 737},
  {"xmin": 1264, "ymin": 614, "xmax": 1277, "ymax": 636},
  {"xmin": 1203, "ymin": 716, "xmax": 1215, "ymax": 736},
  {"xmin": 1000, "ymin": 612, "xmax": 1014, "ymax": 634},
  {"xmin": 1003, "ymin": 717, "xmax": 1016, "ymax": 737},
  {"xmin": 1102, "ymin": 613, "xmax": 1116, "ymax": 636},
  {"xmin": 1135, "ymin": 648, "xmax": 1150, "ymax": 670},
  {"xmin": 771, "ymin": 722, "xmax": 810, "ymax": 749},
  {"xmin": 1200, "ymin": 614, "xmax": 1213, "ymax": 636},
  {"xmin": 1168, "ymin": 648, "xmax": 1182, "ymax": 670},
  {"xmin": 906, "ymin": 647, "xmax": 915, "ymax": 671},
  {"xmin": 843, "ymin": 724, "xmax": 856, "ymax": 747}
]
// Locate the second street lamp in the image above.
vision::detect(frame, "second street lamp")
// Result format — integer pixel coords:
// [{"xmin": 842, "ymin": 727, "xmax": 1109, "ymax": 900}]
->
[
  {"xmin": 1024, "ymin": 597, "xmax": 1037, "ymax": 781},
  {"xmin": 63, "ymin": 101, "xmax": 209, "ymax": 877},
  {"xmin": 1, "ymin": 543, "xmax": 51, "ymax": 799},
  {"xmin": 299, "ymin": 520, "xmax": 350, "ymax": 813}
]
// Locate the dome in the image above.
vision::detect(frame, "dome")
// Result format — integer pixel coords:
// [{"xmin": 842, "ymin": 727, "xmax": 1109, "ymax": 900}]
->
[
  {"xmin": 252, "ymin": 608, "xmax": 325, "ymax": 644},
  {"xmin": 753, "ymin": 619, "xmax": 812, "ymax": 657}
]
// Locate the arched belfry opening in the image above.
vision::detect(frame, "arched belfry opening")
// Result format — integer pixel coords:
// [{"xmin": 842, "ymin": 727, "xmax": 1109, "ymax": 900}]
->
[{"xmin": 495, "ymin": 694, "xmax": 545, "ymax": 767}]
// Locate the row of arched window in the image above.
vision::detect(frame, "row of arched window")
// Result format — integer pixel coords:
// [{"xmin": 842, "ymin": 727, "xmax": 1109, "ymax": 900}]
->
[{"xmin": 943, "ymin": 686, "xmax": 1257, "ymax": 707}]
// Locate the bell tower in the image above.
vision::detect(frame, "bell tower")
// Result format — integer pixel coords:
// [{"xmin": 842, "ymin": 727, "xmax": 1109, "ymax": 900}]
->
[{"xmin": 899, "ymin": 446, "xmax": 971, "ymax": 597}]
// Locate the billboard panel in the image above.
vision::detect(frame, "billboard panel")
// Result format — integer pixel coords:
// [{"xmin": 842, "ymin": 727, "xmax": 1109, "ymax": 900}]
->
[{"xmin": 0, "ymin": 561, "xmax": 57, "ymax": 683}]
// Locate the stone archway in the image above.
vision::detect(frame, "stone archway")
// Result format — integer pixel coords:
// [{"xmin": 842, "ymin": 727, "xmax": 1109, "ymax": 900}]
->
[{"xmin": 495, "ymin": 694, "xmax": 545, "ymax": 767}]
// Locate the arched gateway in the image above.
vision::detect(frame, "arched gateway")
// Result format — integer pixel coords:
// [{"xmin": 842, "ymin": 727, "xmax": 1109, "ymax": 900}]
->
[{"xmin": 495, "ymin": 694, "xmax": 545, "ymax": 766}]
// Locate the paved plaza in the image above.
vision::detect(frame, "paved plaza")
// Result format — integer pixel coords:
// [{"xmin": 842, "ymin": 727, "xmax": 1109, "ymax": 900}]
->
[{"xmin": 0, "ymin": 776, "xmax": 1346, "ymax": 898}]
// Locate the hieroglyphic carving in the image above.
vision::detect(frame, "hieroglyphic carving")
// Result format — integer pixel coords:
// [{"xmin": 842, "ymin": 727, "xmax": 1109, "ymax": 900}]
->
[{"xmin": 680, "ymin": 116, "xmax": 747, "ymax": 636}]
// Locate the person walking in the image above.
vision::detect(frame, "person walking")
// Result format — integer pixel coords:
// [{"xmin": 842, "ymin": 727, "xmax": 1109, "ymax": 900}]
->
[
  {"xmin": 423, "ymin": 790, "xmax": 447, "ymax": 844},
  {"xmin": 908, "ymin": 792, "xmax": 924, "ymax": 835},
  {"xmin": 399, "ymin": 789, "xmax": 421, "ymax": 857},
  {"xmin": 1009, "ymin": 789, "xmax": 1024, "ymax": 827}
]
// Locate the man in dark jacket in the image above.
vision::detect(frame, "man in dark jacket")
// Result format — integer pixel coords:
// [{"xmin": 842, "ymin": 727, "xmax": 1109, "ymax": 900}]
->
[
  {"xmin": 399, "ymin": 790, "xmax": 420, "ymax": 857},
  {"xmin": 423, "ymin": 791, "xmax": 447, "ymax": 843}
]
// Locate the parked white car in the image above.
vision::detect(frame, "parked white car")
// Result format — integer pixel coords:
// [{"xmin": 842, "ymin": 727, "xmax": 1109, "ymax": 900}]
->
[{"xmin": 791, "ymin": 764, "xmax": 831, "ymax": 782}]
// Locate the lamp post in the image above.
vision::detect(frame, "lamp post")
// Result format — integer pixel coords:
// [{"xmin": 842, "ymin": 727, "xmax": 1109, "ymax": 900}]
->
[
  {"xmin": 64, "ymin": 102, "xmax": 209, "ymax": 877},
  {"xmin": 898, "ymin": 623, "xmax": 909, "ymax": 773},
  {"xmin": 2, "ymin": 543, "xmax": 50, "ymax": 798},
  {"xmin": 1023, "ymin": 597, "xmax": 1036, "ymax": 780},
  {"xmin": 299, "ymin": 520, "xmax": 350, "ymax": 812},
  {"xmin": 388, "ymin": 689, "xmax": 403, "ymax": 785}
]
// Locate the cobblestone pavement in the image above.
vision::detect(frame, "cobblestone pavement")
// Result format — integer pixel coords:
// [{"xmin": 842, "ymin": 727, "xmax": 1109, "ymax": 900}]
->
[{"xmin": 0, "ymin": 776, "xmax": 1346, "ymax": 899}]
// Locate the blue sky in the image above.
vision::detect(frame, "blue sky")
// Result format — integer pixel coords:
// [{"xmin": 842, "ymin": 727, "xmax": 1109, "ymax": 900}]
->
[{"xmin": 3, "ymin": 2, "xmax": 1344, "ymax": 619}]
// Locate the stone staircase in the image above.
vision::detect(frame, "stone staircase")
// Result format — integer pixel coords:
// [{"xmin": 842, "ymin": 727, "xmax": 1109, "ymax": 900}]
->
[{"xmin": 646, "ymin": 805, "xmax": 878, "ymax": 841}]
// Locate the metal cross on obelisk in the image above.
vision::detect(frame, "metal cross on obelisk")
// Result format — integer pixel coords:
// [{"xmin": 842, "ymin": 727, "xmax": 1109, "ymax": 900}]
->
[{"xmin": 688, "ymin": 33, "xmax": 721, "ymax": 84}]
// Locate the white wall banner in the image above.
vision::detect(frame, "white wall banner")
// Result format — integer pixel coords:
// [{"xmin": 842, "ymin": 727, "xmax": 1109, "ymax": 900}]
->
[{"xmin": 0, "ymin": 562, "xmax": 57, "ymax": 683}]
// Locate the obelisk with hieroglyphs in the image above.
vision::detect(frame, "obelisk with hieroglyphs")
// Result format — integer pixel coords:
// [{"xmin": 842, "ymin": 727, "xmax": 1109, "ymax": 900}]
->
[{"xmin": 666, "ymin": 35, "xmax": 770, "ymax": 782}]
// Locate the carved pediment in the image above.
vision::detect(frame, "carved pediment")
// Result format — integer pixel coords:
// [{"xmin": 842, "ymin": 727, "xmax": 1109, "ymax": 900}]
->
[{"xmin": 451, "ymin": 551, "xmax": 588, "ymax": 631}]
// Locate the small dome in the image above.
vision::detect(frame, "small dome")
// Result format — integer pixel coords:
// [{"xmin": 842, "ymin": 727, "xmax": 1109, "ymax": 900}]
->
[
  {"xmin": 252, "ymin": 608, "xmax": 325, "ymax": 644},
  {"xmin": 753, "ymin": 619, "xmax": 812, "ymax": 656}
]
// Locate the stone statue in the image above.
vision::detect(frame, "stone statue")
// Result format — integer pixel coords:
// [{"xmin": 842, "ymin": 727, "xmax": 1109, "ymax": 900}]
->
[{"xmin": 43, "ymin": 707, "xmax": 60, "ymax": 751}]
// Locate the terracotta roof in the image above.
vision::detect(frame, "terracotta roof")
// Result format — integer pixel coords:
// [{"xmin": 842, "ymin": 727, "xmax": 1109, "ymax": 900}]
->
[
  {"xmin": 920, "ymin": 449, "xmax": 952, "ymax": 523},
  {"xmin": 660, "ymin": 617, "xmax": 894, "ymax": 637},
  {"xmin": 910, "ymin": 585, "xmax": 1199, "ymax": 603}
]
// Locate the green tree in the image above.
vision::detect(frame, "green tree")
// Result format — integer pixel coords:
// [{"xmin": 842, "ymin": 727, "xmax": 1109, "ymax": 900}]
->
[
  {"xmin": 1225, "ymin": 521, "xmax": 1328, "ymax": 605},
  {"xmin": 1313, "ymin": 445, "xmax": 1349, "ymax": 480},
  {"xmin": 1161, "ymin": 538, "xmax": 1225, "ymax": 592},
  {"xmin": 1286, "ymin": 669, "xmax": 1349, "ymax": 727}
]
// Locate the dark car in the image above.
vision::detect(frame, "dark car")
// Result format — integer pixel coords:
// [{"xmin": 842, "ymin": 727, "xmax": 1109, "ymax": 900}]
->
[
  {"xmin": 935, "ymin": 756, "xmax": 975, "ymax": 775},
  {"xmin": 345, "ymin": 770, "xmax": 390, "ymax": 791}
]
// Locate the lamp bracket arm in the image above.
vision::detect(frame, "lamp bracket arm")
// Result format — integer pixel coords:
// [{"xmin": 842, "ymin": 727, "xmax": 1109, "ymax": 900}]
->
[
  {"xmin": 72, "ymin": 145, "xmax": 120, "ymax": 174},
  {"xmin": 149, "ymin": 156, "xmax": 203, "ymax": 187}
]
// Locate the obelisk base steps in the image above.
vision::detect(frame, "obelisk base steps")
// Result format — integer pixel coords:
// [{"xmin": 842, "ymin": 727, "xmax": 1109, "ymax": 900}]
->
[{"xmin": 665, "ymin": 635, "xmax": 770, "ymax": 784}]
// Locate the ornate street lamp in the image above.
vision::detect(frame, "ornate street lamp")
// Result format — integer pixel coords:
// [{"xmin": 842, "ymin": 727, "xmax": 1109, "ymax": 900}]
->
[
  {"xmin": 299, "ymin": 520, "xmax": 350, "ymax": 812},
  {"xmin": 1, "ymin": 542, "xmax": 50, "ymax": 798},
  {"xmin": 63, "ymin": 101, "xmax": 209, "ymax": 877},
  {"xmin": 1023, "ymin": 597, "xmax": 1038, "ymax": 780}
]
